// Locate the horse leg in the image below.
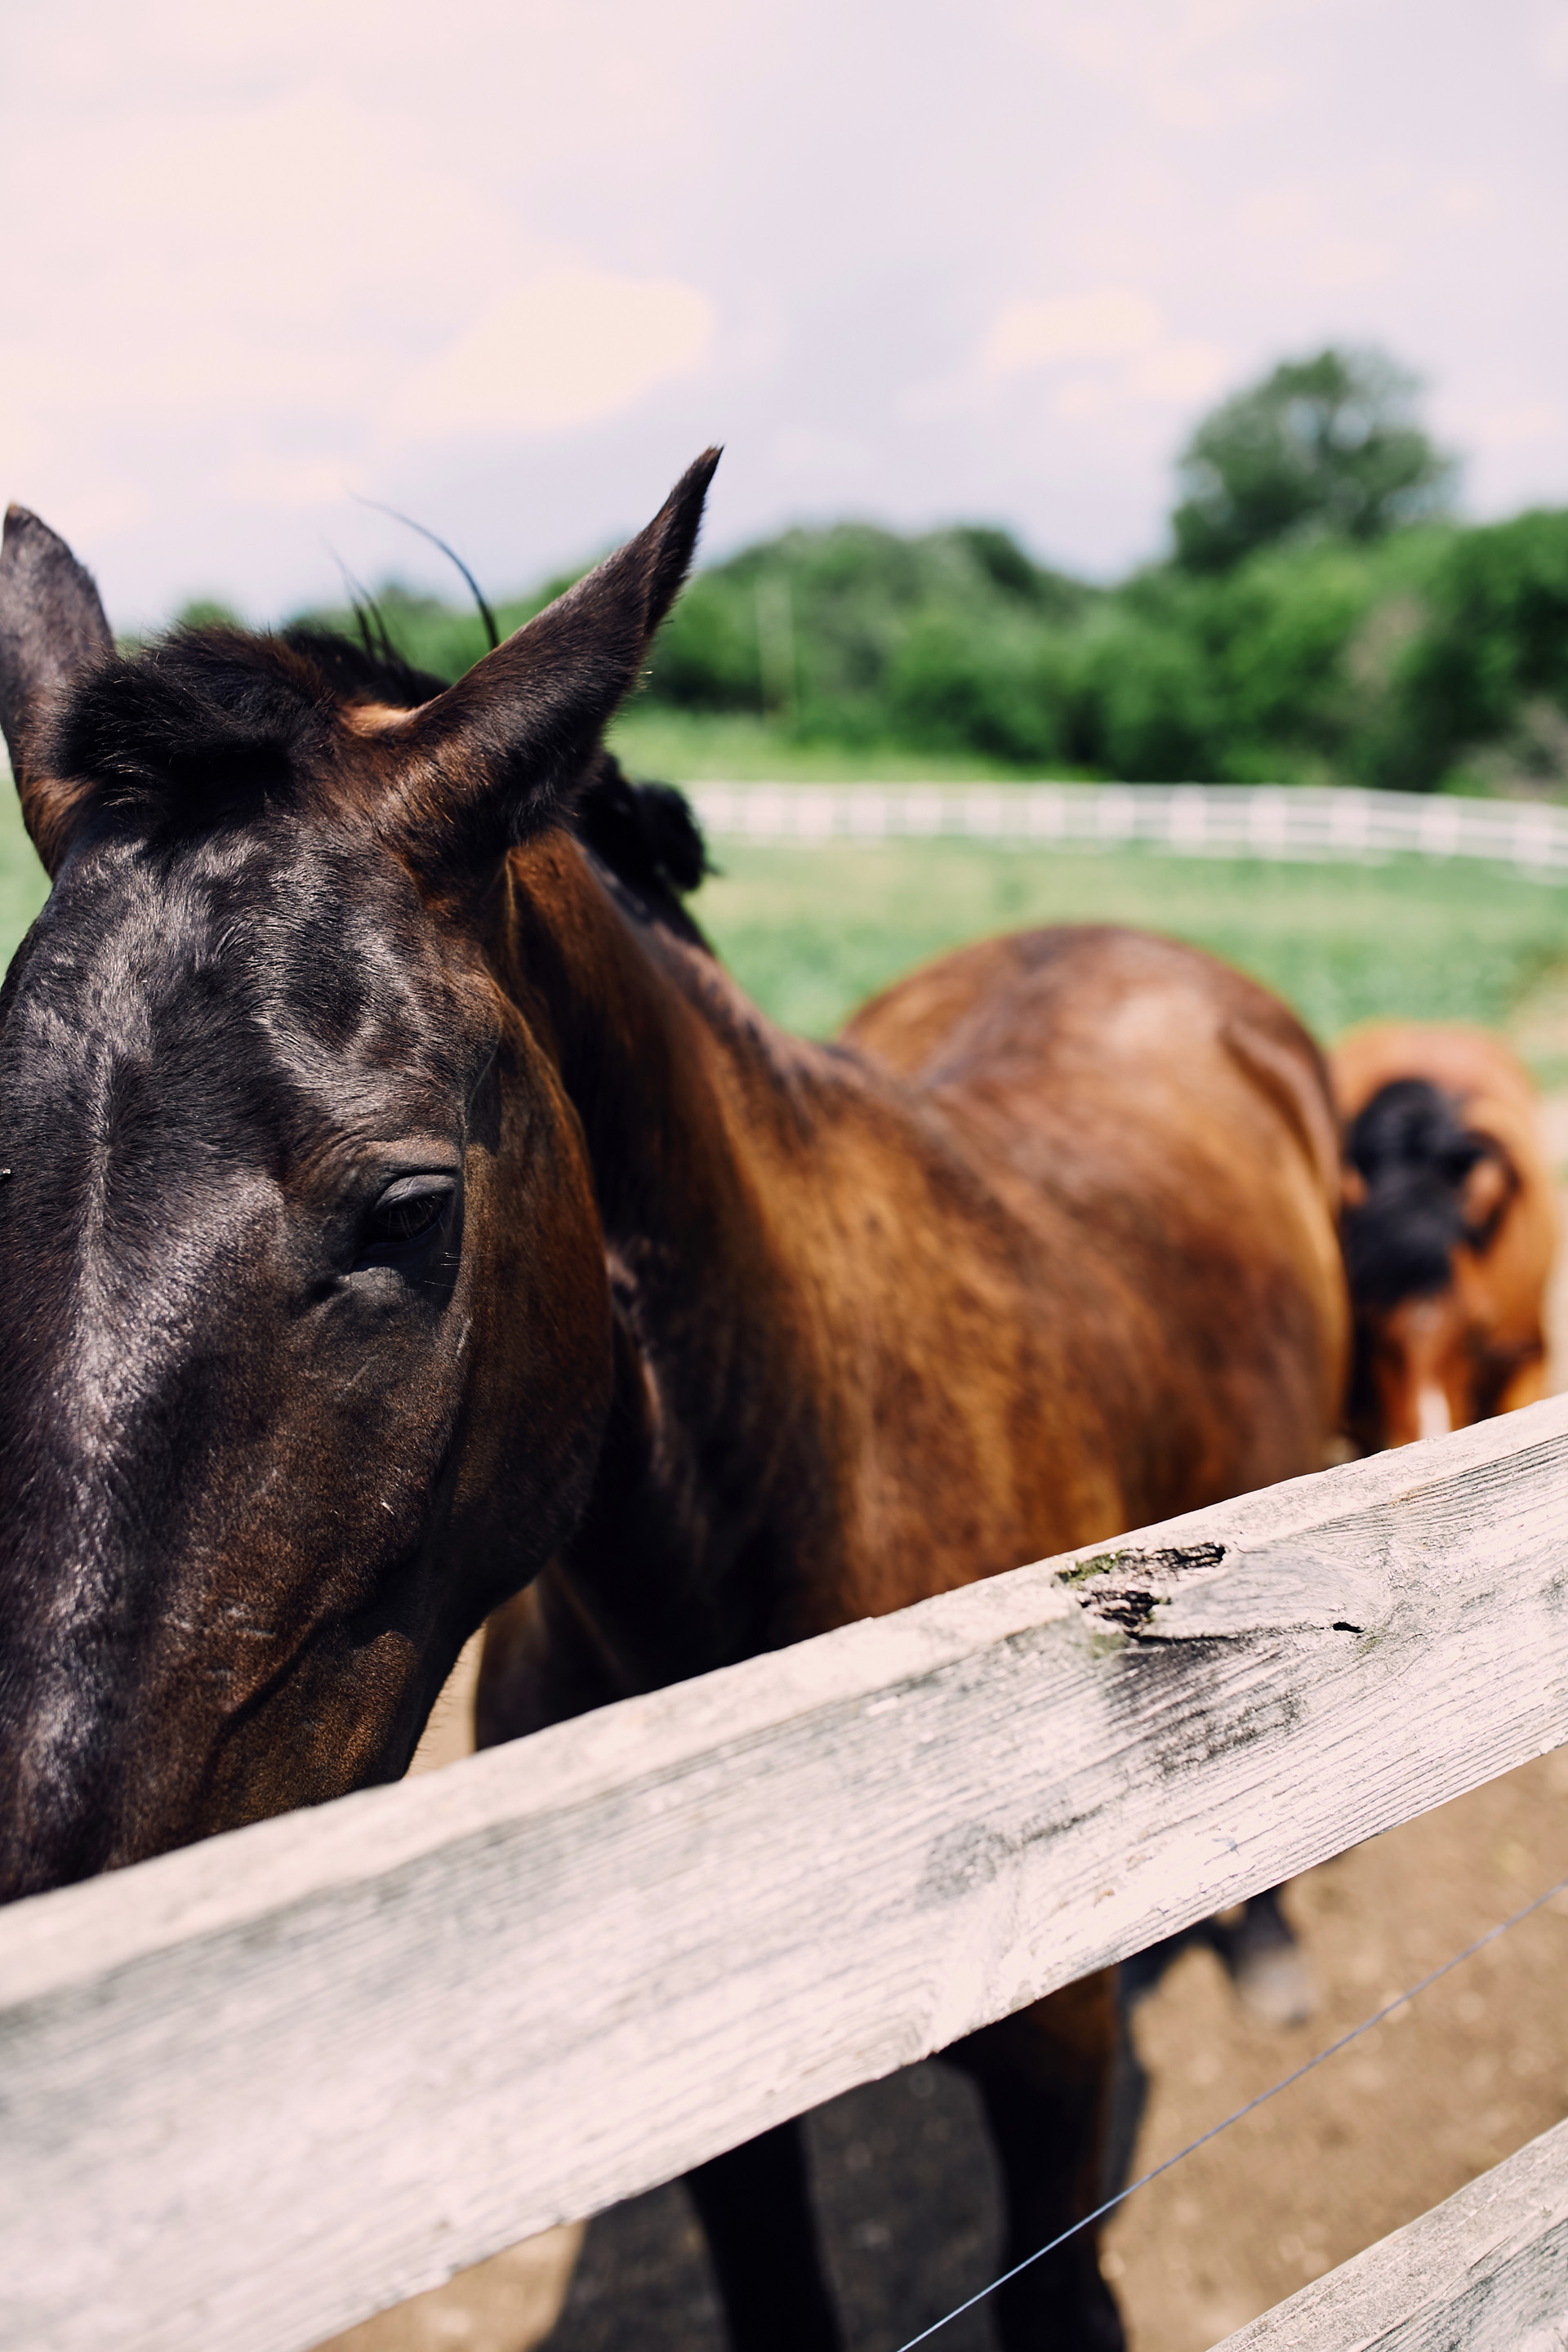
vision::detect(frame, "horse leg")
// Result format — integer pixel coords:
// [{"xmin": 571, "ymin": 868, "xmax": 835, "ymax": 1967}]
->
[
  {"xmin": 944, "ymin": 1971, "xmax": 1125, "ymax": 2352},
  {"xmin": 684, "ymin": 2115, "xmax": 844, "ymax": 2351},
  {"xmin": 1217, "ymin": 1885, "xmax": 1315, "ymax": 2026},
  {"xmin": 1102, "ymin": 1970, "xmax": 1149, "ymax": 2206}
]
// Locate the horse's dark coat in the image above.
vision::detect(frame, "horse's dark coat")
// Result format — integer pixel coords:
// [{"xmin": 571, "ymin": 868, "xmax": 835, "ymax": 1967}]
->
[{"xmin": 0, "ymin": 464, "xmax": 1349, "ymax": 2350}]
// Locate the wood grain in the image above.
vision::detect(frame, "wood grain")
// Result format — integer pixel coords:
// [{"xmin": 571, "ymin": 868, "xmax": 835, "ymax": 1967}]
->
[
  {"xmin": 5, "ymin": 1400, "xmax": 1568, "ymax": 2352},
  {"xmin": 1214, "ymin": 2115, "xmax": 1568, "ymax": 2348}
]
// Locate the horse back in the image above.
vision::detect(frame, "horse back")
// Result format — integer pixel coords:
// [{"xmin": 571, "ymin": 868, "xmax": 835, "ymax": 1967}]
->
[{"xmin": 841, "ymin": 924, "xmax": 1348, "ymax": 1535}]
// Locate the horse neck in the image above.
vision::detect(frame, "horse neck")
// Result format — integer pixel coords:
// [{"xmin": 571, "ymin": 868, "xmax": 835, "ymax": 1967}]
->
[{"xmin": 489, "ymin": 832, "xmax": 839, "ymax": 1686}]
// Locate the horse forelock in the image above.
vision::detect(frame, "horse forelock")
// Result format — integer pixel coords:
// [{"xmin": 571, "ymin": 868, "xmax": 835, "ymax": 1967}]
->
[
  {"xmin": 40, "ymin": 623, "xmax": 710, "ymax": 945},
  {"xmin": 39, "ymin": 626, "xmax": 433, "ymax": 845}
]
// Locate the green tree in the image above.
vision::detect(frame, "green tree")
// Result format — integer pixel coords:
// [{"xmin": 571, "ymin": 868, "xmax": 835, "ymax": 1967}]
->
[
  {"xmin": 1172, "ymin": 347, "xmax": 1454, "ymax": 575},
  {"xmin": 1380, "ymin": 509, "xmax": 1568, "ymax": 788}
]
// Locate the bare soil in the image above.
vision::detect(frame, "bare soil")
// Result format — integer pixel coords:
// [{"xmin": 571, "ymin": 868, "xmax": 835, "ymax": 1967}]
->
[{"xmin": 1103, "ymin": 1751, "xmax": 1568, "ymax": 2347}]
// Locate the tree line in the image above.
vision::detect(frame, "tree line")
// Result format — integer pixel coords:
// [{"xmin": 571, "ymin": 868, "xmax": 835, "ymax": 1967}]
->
[{"xmin": 292, "ymin": 350, "xmax": 1568, "ymax": 793}]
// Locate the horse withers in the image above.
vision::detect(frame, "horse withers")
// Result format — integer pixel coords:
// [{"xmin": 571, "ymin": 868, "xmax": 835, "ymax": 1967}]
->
[
  {"xmin": 0, "ymin": 459, "xmax": 1348, "ymax": 2351},
  {"xmin": 1333, "ymin": 1022, "xmax": 1557, "ymax": 1450}
]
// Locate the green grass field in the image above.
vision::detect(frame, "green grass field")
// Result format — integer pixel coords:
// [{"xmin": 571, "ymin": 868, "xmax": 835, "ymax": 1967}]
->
[
  {"xmin": 0, "ymin": 791, "xmax": 47, "ymax": 971},
  {"xmin": 696, "ymin": 842, "xmax": 1568, "ymax": 1056},
  {"xmin": 5, "ymin": 773, "xmax": 1566, "ymax": 1068}
]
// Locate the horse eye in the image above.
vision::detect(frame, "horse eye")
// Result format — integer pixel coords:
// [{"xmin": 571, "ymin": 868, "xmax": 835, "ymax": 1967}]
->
[{"xmin": 356, "ymin": 1174, "xmax": 456, "ymax": 1263}]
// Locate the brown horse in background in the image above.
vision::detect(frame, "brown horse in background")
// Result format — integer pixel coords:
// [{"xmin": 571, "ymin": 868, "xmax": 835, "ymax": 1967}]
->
[
  {"xmin": 0, "ymin": 458, "xmax": 1347, "ymax": 2351},
  {"xmin": 1206, "ymin": 1021, "xmax": 1560, "ymax": 2038},
  {"xmin": 1332, "ymin": 1022, "xmax": 1557, "ymax": 1450}
]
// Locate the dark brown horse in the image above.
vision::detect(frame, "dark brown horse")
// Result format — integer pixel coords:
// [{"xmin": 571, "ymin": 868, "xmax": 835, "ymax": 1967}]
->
[{"xmin": 0, "ymin": 458, "xmax": 1347, "ymax": 2351}]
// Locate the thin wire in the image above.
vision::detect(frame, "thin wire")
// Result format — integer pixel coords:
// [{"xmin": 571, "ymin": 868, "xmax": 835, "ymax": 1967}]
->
[{"xmin": 893, "ymin": 1865, "xmax": 1568, "ymax": 2351}]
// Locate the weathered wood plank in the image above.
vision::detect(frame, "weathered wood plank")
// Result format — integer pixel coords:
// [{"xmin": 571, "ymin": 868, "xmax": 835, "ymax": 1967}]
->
[
  {"xmin": 1214, "ymin": 2115, "xmax": 1568, "ymax": 2348},
  {"xmin": 5, "ymin": 1401, "xmax": 1568, "ymax": 2352}
]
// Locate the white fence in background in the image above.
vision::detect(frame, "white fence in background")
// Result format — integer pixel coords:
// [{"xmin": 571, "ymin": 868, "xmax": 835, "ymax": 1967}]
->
[
  {"xmin": 4, "ymin": 1402, "xmax": 1568, "ymax": 2352},
  {"xmin": 689, "ymin": 781, "xmax": 1568, "ymax": 872}
]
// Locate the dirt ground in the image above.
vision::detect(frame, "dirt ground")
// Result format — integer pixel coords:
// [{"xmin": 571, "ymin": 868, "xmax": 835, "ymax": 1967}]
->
[
  {"xmin": 318, "ymin": 1080, "xmax": 1568, "ymax": 2352},
  {"xmin": 1102, "ymin": 1753, "xmax": 1568, "ymax": 2347}
]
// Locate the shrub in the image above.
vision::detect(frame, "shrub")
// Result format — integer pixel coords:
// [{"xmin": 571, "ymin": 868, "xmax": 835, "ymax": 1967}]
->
[
  {"xmin": 1386, "ymin": 511, "xmax": 1568, "ymax": 787},
  {"xmin": 885, "ymin": 614, "xmax": 1074, "ymax": 765},
  {"xmin": 1074, "ymin": 612, "xmax": 1218, "ymax": 782}
]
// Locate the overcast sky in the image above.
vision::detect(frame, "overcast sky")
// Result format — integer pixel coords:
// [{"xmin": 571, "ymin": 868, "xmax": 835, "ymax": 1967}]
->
[{"xmin": 3, "ymin": 0, "xmax": 1566, "ymax": 623}]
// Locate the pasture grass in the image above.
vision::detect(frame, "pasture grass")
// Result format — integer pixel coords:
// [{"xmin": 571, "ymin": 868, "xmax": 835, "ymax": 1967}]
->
[
  {"xmin": 0, "ymin": 786, "xmax": 47, "ymax": 969},
  {"xmin": 693, "ymin": 841, "xmax": 1568, "ymax": 1052},
  {"xmin": 3, "ymin": 768, "xmax": 1565, "ymax": 1064}
]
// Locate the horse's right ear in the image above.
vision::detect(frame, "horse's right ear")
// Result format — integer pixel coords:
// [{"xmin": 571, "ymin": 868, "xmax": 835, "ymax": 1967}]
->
[
  {"xmin": 366, "ymin": 448, "xmax": 720, "ymax": 883},
  {"xmin": 0, "ymin": 506, "xmax": 114, "ymax": 875}
]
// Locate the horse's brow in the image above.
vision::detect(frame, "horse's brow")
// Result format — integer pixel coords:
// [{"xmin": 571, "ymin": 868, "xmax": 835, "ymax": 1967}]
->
[{"xmin": 291, "ymin": 1122, "xmax": 465, "ymax": 1196}]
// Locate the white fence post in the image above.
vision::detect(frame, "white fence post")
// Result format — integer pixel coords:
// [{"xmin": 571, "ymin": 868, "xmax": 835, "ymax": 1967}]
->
[{"xmin": 686, "ymin": 782, "xmax": 1568, "ymax": 878}]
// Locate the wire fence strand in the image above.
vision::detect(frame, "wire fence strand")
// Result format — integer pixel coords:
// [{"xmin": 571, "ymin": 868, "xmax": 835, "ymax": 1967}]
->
[{"xmin": 892, "ymin": 1867, "xmax": 1568, "ymax": 2351}]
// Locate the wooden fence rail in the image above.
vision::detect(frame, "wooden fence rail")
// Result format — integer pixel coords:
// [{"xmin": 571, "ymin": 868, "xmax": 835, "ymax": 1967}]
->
[
  {"xmin": 4, "ymin": 1401, "xmax": 1568, "ymax": 2352},
  {"xmin": 1214, "ymin": 2114, "xmax": 1568, "ymax": 2350},
  {"xmin": 689, "ymin": 780, "xmax": 1568, "ymax": 874}
]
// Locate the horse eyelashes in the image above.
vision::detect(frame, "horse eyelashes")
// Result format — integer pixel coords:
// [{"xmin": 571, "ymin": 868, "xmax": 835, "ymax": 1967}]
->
[
  {"xmin": 355, "ymin": 1176, "xmax": 457, "ymax": 1264},
  {"xmin": 369, "ymin": 1193, "xmax": 448, "ymax": 1244}
]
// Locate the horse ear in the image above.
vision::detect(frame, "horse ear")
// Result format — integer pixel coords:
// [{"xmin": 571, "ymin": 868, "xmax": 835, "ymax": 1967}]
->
[
  {"xmin": 374, "ymin": 448, "xmax": 720, "ymax": 878},
  {"xmin": 1459, "ymin": 1141, "xmax": 1514, "ymax": 1248},
  {"xmin": 0, "ymin": 506, "xmax": 114, "ymax": 875}
]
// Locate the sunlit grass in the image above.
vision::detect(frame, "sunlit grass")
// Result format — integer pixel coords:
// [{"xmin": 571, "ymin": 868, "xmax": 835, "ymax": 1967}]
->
[
  {"xmin": 0, "ymin": 783, "xmax": 47, "ymax": 969},
  {"xmin": 693, "ymin": 840, "xmax": 1568, "ymax": 1051}
]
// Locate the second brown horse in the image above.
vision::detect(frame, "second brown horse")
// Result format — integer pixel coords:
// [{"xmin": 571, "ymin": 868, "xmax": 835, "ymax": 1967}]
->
[
  {"xmin": 1334, "ymin": 1022, "xmax": 1557, "ymax": 1450},
  {"xmin": 0, "ymin": 461, "xmax": 1348, "ymax": 2350}
]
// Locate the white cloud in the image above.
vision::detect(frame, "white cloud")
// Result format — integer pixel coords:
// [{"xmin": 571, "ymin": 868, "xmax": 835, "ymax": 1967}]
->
[
  {"xmin": 385, "ymin": 273, "xmax": 716, "ymax": 442},
  {"xmin": 769, "ymin": 425, "xmax": 867, "ymax": 476},
  {"xmin": 217, "ymin": 451, "xmax": 352, "ymax": 510},
  {"xmin": 1, "ymin": 0, "xmax": 1565, "ymax": 610},
  {"xmin": 1036, "ymin": 0, "xmax": 1298, "ymax": 78},
  {"xmin": 973, "ymin": 294, "xmax": 1228, "ymax": 416},
  {"xmin": 982, "ymin": 290, "xmax": 1165, "ymax": 375},
  {"xmin": 0, "ymin": 394, "xmax": 49, "ymax": 474},
  {"xmin": 1022, "ymin": 0, "xmax": 1316, "ymax": 122},
  {"xmin": 1143, "ymin": 65, "xmax": 1292, "ymax": 130},
  {"xmin": 1132, "ymin": 341, "xmax": 1232, "ymax": 401},
  {"xmin": 1536, "ymin": 2, "xmax": 1568, "ymax": 79},
  {"xmin": 1449, "ymin": 399, "xmax": 1566, "ymax": 450},
  {"xmin": 1305, "ymin": 239, "xmax": 1398, "ymax": 292}
]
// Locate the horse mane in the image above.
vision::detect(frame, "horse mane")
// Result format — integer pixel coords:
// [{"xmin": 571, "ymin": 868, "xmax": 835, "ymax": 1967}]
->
[
  {"xmin": 1341, "ymin": 1076, "xmax": 1499, "ymax": 1309},
  {"xmin": 47, "ymin": 624, "xmax": 712, "ymax": 947}
]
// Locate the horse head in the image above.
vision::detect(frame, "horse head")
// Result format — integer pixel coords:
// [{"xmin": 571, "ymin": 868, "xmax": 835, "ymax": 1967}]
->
[
  {"xmin": 0, "ymin": 452, "xmax": 719, "ymax": 1899},
  {"xmin": 1340, "ymin": 1073, "xmax": 1521, "ymax": 1446}
]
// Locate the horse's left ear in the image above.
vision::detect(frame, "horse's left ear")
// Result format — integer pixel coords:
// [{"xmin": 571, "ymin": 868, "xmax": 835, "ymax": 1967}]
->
[
  {"xmin": 372, "ymin": 448, "xmax": 720, "ymax": 879},
  {"xmin": 0, "ymin": 506, "xmax": 115, "ymax": 874},
  {"xmin": 1459, "ymin": 1138, "xmax": 1515, "ymax": 1249}
]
